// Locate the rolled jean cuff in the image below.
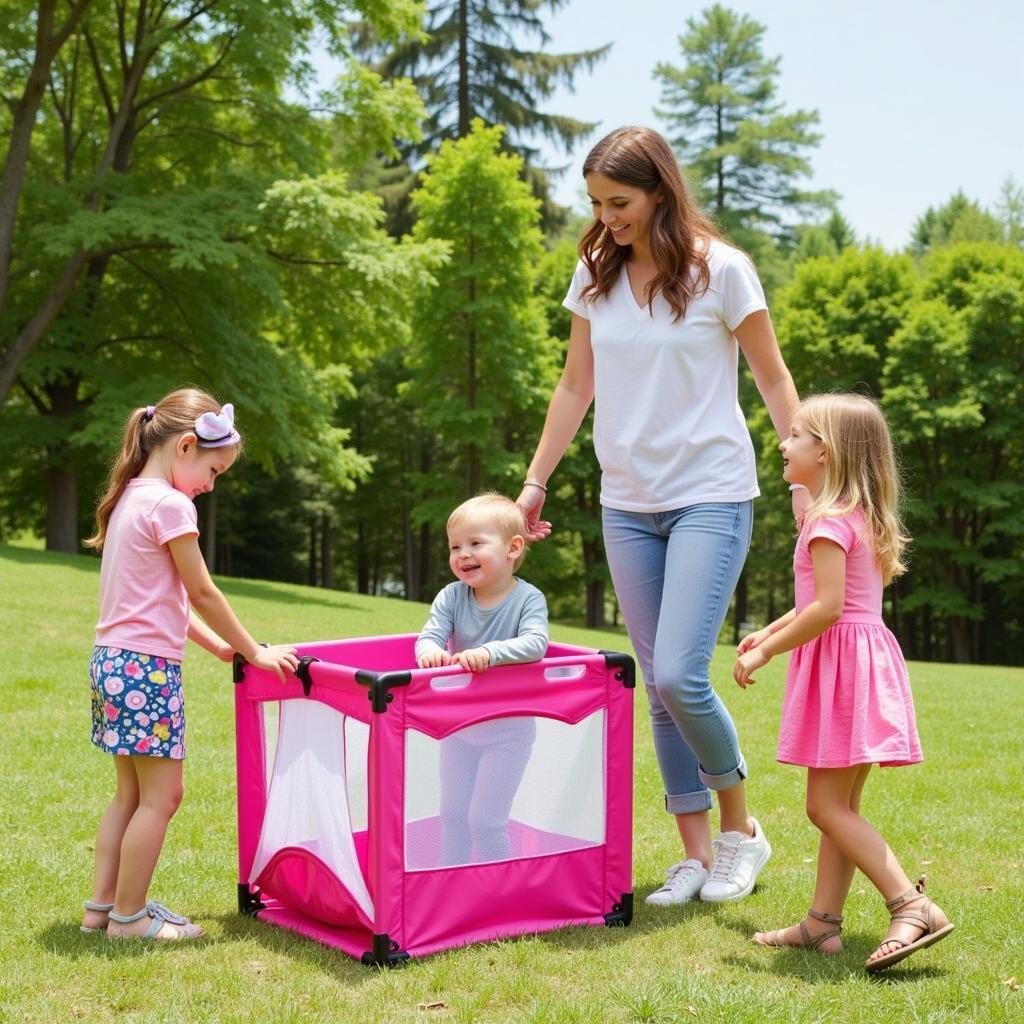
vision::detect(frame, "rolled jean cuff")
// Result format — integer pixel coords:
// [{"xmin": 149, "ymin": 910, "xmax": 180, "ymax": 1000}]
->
[
  {"xmin": 697, "ymin": 756, "xmax": 748, "ymax": 792},
  {"xmin": 665, "ymin": 789, "xmax": 713, "ymax": 814}
]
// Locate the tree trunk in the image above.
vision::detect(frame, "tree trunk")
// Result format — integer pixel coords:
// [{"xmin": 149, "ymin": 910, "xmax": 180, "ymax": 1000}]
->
[
  {"xmin": 732, "ymin": 568, "xmax": 749, "ymax": 644},
  {"xmin": 308, "ymin": 515, "xmax": 318, "ymax": 586},
  {"xmin": 46, "ymin": 462, "xmax": 79, "ymax": 553},
  {"xmin": 356, "ymin": 519, "xmax": 370, "ymax": 593},
  {"xmin": 321, "ymin": 512, "xmax": 333, "ymax": 589},
  {"xmin": 457, "ymin": 0, "xmax": 470, "ymax": 136},
  {"xmin": 950, "ymin": 616, "xmax": 970, "ymax": 664}
]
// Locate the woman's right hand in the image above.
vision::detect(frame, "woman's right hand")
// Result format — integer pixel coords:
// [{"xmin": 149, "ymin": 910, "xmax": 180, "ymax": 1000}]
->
[{"xmin": 516, "ymin": 485, "xmax": 552, "ymax": 542}]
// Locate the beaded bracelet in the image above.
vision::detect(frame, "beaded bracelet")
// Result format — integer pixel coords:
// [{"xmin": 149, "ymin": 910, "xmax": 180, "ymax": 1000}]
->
[{"xmin": 523, "ymin": 479, "xmax": 548, "ymax": 493}]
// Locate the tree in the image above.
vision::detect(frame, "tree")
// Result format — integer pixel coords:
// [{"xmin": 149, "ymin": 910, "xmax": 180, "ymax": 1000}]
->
[
  {"xmin": 0, "ymin": 0, "xmax": 445, "ymax": 553},
  {"xmin": 995, "ymin": 176, "xmax": 1024, "ymax": 248},
  {"xmin": 360, "ymin": 0, "xmax": 608, "ymax": 162},
  {"xmin": 909, "ymin": 190, "xmax": 1002, "ymax": 256},
  {"xmin": 654, "ymin": 3, "xmax": 832, "ymax": 242},
  {"xmin": 406, "ymin": 121, "xmax": 558, "ymax": 597},
  {"xmin": 353, "ymin": 0, "xmax": 609, "ymax": 233},
  {"xmin": 883, "ymin": 243, "xmax": 1024, "ymax": 663}
]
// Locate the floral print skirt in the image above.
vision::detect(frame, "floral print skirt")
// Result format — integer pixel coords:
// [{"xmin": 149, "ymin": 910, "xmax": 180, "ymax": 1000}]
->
[{"xmin": 90, "ymin": 646, "xmax": 186, "ymax": 759}]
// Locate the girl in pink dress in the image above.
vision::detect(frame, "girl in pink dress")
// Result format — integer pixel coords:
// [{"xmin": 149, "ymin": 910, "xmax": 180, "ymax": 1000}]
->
[{"xmin": 732, "ymin": 393, "xmax": 953, "ymax": 973}]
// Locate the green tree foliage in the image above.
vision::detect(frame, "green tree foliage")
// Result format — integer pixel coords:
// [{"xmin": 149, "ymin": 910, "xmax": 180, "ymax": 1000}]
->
[
  {"xmin": 995, "ymin": 176, "xmax": 1024, "ymax": 248},
  {"xmin": 765, "ymin": 243, "xmax": 1024, "ymax": 664},
  {"xmin": 883, "ymin": 243, "xmax": 1024, "ymax": 663},
  {"xmin": 406, "ymin": 121, "xmax": 558, "ymax": 596},
  {"xmin": 353, "ymin": 0, "xmax": 609, "ymax": 233},
  {"xmin": 361, "ymin": 0, "xmax": 607, "ymax": 162},
  {"xmin": 654, "ymin": 3, "xmax": 833, "ymax": 243},
  {"xmin": 0, "ymin": 0, "xmax": 445, "ymax": 553},
  {"xmin": 909, "ymin": 189, "xmax": 1003, "ymax": 256}
]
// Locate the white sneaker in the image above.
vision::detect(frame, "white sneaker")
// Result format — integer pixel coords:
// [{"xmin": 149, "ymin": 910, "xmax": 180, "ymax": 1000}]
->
[
  {"xmin": 644, "ymin": 858, "xmax": 709, "ymax": 906},
  {"xmin": 699, "ymin": 817, "xmax": 772, "ymax": 902}
]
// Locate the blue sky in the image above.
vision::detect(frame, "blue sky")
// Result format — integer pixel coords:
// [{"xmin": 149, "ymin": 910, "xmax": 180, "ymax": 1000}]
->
[
  {"xmin": 535, "ymin": 0, "xmax": 1023, "ymax": 248},
  {"xmin": 317, "ymin": 1, "xmax": 1023, "ymax": 249}
]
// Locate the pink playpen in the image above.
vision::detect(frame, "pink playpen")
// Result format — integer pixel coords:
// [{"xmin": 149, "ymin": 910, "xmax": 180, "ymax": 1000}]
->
[{"xmin": 233, "ymin": 633, "xmax": 635, "ymax": 964}]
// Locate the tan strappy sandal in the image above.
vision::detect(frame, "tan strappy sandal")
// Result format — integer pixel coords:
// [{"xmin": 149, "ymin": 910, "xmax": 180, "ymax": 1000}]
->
[
  {"xmin": 753, "ymin": 907, "xmax": 843, "ymax": 954},
  {"xmin": 865, "ymin": 876, "xmax": 954, "ymax": 973}
]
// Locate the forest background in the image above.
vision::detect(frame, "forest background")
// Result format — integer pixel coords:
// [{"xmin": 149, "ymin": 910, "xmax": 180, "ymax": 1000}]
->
[{"xmin": 2, "ymin": 0, "xmax": 1022, "ymax": 666}]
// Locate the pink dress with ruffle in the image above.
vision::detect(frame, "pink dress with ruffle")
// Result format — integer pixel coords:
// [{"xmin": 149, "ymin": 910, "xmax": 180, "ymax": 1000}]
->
[{"xmin": 777, "ymin": 508, "xmax": 922, "ymax": 769}]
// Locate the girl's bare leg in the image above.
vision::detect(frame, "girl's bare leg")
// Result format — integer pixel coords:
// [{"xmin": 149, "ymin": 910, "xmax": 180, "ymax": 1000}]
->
[
  {"xmin": 106, "ymin": 757, "xmax": 197, "ymax": 939},
  {"xmin": 753, "ymin": 765, "xmax": 870, "ymax": 952},
  {"xmin": 82, "ymin": 756, "xmax": 140, "ymax": 930}
]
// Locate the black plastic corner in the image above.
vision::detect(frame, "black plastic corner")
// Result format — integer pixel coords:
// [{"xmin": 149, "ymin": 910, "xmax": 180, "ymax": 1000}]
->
[
  {"xmin": 238, "ymin": 883, "xmax": 266, "ymax": 916},
  {"xmin": 604, "ymin": 892, "xmax": 633, "ymax": 926},
  {"xmin": 360, "ymin": 933, "xmax": 409, "ymax": 967},
  {"xmin": 355, "ymin": 669, "xmax": 412, "ymax": 713},
  {"xmin": 232, "ymin": 653, "xmax": 246, "ymax": 684},
  {"xmin": 600, "ymin": 650, "xmax": 636, "ymax": 689},
  {"xmin": 295, "ymin": 655, "xmax": 319, "ymax": 697}
]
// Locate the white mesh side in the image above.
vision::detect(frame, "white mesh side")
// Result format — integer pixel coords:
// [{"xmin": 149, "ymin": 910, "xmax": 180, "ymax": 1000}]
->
[
  {"xmin": 405, "ymin": 711, "xmax": 606, "ymax": 870},
  {"xmin": 261, "ymin": 702, "xmax": 279, "ymax": 794},
  {"xmin": 344, "ymin": 716, "xmax": 369, "ymax": 832},
  {"xmin": 249, "ymin": 699, "xmax": 373, "ymax": 919}
]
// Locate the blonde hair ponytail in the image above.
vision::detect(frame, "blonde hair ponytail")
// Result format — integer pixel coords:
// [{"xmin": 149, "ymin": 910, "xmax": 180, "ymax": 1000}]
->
[{"xmin": 85, "ymin": 387, "xmax": 237, "ymax": 550}]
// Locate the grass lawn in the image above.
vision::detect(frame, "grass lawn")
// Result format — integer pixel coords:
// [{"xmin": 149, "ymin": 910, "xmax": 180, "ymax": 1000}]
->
[{"xmin": 1, "ymin": 543, "xmax": 1021, "ymax": 1023}]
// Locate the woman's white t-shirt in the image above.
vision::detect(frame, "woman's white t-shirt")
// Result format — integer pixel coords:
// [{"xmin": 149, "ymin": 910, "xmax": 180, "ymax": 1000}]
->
[{"xmin": 563, "ymin": 238, "xmax": 767, "ymax": 513}]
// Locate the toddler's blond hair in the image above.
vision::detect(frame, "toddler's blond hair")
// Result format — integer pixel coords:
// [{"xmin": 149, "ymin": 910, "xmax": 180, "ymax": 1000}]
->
[{"xmin": 447, "ymin": 493, "xmax": 529, "ymax": 571}]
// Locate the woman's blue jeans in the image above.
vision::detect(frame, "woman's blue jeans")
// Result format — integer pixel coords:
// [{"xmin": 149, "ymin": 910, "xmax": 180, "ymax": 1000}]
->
[{"xmin": 602, "ymin": 501, "xmax": 753, "ymax": 814}]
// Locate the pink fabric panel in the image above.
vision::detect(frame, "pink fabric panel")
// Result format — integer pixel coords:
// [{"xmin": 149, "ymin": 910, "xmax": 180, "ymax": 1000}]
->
[
  {"xmin": 404, "ymin": 817, "xmax": 599, "ymax": 870},
  {"xmin": 238, "ymin": 655, "xmax": 373, "ymax": 723},
  {"xmin": 253, "ymin": 847, "xmax": 373, "ymax": 929},
  {"xmin": 604, "ymin": 673, "xmax": 635, "ymax": 910},
  {"xmin": 368, "ymin": 689, "xmax": 406, "ymax": 942},
  {"xmin": 234, "ymin": 684, "xmax": 267, "ymax": 883},
  {"xmin": 256, "ymin": 903, "xmax": 374, "ymax": 960},
  {"xmin": 402, "ymin": 846, "xmax": 607, "ymax": 956},
  {"xmin": 404, "ymin": 656, "xmax": 610, "ymax": 740}
]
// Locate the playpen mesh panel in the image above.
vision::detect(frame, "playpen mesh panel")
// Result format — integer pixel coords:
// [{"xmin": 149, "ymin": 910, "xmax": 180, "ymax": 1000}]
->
[
  {"xmin": 404, "ymin": 711, "xmax": 606, "ymax": 870},
  {"xmin": 249, "ymin": 699, "xmax": 373, "ymax": 920}
]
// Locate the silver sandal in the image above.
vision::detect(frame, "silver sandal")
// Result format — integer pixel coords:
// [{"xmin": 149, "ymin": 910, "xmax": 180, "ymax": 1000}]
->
[
  {"xmin": 107, "ymin": 901, "xmax": 203, "ymax": 940},
  {"xmin": 80, "ymin": 900, "xmax": 114, "ymax": 934}
]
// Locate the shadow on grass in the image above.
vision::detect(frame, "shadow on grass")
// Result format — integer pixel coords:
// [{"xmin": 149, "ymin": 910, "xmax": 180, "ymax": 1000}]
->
[
  {"xmin": 0, "ymin": 544, "xmax": 99, "ymax": 574},
  {"xmin": 715, "ymin": 912, "xmax": 948, "ymax": 983},
  {"xmin": 214, "ymin": 577, "xmax": 366, "ymax": 612},
  {"xmin": 34, "ymin": 915, "xmax": 381, "ymax": 986}
]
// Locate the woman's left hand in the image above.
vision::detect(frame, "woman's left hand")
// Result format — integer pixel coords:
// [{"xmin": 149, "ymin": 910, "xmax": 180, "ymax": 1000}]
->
[{"xmin": 734, "ymin": 647, "xmax": 769, "ymax": 688}]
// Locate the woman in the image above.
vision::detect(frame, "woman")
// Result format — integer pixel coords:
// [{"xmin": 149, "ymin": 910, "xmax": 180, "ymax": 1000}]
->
[{"xmin": 517, "ymin": 126, "xmax": 803, "ymax": 905}]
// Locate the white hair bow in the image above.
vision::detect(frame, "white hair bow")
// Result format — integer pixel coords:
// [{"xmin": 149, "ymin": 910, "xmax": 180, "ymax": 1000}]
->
[{"xmin": 195, "ymin": 403, "xmax": 240, "ymax": 448}]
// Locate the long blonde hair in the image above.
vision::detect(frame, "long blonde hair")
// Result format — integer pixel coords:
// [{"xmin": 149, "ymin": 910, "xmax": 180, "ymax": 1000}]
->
[
  {"xmin": 85, "ymin": 387, "xmax": 241, "ymax": 550},
  {"xmin": 797, "ymin": 393, "xmax": 909, "ymax": 584}
]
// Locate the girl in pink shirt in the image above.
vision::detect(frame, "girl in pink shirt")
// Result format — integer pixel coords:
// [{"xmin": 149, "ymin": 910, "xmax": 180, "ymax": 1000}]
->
[
  {"xmin": 81, "ymin": 388, "xmax": 298, "ymax": 941},
  {"xmin": 733, "ymin": 394, "xmax": 953, "ymax": 973}
]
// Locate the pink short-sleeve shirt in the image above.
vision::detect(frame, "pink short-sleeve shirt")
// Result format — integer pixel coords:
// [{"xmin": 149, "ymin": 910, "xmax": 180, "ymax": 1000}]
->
[
  {"xmin": 94, "ymin": 478, "xmax": 199, "ymax": 660},
  {"xmin": 794, "ymin": 507, "xmax": 883, "ymax": 624}
]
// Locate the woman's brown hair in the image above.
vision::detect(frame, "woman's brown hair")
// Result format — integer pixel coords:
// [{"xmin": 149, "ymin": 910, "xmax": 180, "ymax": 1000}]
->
[
  {"xmin": 580, "ymin": 126, "xmax": 722, "ymax": 321},
  {"xmin": 85, "ymin": 388, "xmax": 240, "ymax": 550}
]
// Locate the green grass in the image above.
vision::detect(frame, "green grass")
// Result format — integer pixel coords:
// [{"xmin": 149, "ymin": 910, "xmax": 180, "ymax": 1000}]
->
[{"xmin": 1, "ymin": 543, "xmax": 1021, "ymax": 1023}]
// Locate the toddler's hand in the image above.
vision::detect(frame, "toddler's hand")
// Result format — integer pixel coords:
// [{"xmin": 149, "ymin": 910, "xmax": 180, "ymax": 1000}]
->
[
  {"xmin": 737, "ymin": 628, "xmax": 771, "ymax": 655},
  {"xmin": 253, "ymin": 644, "xmax": 299, "ymax": 682},
  {"xmin": 453, "ymin": 647, "xmax": 491, "ymax": 672},
  {"xmin": 733, "ymin": 647, "xmax": 769, "ymax": 688},
  {"xmin": 418, "ymin": 649, "xmax": 453, "ymax": 669}
]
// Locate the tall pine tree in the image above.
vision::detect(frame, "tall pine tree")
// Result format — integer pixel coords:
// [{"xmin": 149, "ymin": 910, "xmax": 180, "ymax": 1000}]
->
[{"xmin": 654, "ymin": 3, "xmax": 831, "ymax": 242}]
